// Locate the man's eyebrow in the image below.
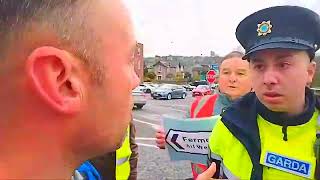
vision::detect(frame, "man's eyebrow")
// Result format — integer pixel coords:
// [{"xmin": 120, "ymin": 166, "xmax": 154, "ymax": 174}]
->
[
  {"xmin": 237, "ymin": 69, "xmax": 248, "ymax": 72},
  {"xmin": 221, "ymin": 67, "xmax": 230, "ymax": 71}
]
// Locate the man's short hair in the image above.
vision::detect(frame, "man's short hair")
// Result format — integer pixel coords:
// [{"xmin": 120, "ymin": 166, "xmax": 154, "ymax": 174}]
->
[
  {"xmin": 218, "ymin": 51, "xmax": 245, "ymax": 69},
  {"xmin": 215, "ymin": 51, "xmax": 246, "ymax": 81},
  {"xmin": 222, "ymin": 51, "xmax": 245, "ymax": 61},
  {"xmin": 0, "ymin": 0, "xmax": 104, "ymax": 84}
]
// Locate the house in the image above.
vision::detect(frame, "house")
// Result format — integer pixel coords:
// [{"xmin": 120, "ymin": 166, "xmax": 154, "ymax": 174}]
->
[{"xmin": 152, "ymin": 60, "xmax": 184, "ymax": 81}]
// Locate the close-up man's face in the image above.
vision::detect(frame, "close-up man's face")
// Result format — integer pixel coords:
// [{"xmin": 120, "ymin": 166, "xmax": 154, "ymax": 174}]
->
[
  {"xmin": 218, "ymin": 57, "xmax": 252, "ymax": 100},
  {"xmin": 249, "ymin": 49, "xmax": 316, "ymax": 113},
  {"xmin": 79, "ymin": 0, "xmax": 140, "ymax": 153}
]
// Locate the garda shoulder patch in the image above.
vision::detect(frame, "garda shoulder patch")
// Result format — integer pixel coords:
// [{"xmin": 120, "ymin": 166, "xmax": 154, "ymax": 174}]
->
[{"xmin": 263, "ymin": 152, "xmax": 312, "ymax": 178}]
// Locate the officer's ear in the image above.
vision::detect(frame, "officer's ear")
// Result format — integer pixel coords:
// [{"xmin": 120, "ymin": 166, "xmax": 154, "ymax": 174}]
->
[{"xmin": 307, "ymin": 61, "xmax": 316, "ymax": 85}]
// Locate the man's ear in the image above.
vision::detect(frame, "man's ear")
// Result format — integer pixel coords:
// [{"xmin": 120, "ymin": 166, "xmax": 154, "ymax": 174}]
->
[
  {"xmin": 307, "ymin": 61, "xmax": 316, "ymax": 86},
  {"xmin": 26, "ymin": 46, "xmax": 84, "ymax": 114}
]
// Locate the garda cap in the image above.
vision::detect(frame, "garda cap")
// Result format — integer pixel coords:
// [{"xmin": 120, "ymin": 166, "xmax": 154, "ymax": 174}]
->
[{"xmin": 236, "ymin": 6, "xmax": 320, "ymax": 60}]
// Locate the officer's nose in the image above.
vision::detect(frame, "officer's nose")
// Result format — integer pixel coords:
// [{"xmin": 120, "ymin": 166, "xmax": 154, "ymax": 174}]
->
[{"xmin": 263, "ymin": 68, "xmax": 278, "ymax": 86}]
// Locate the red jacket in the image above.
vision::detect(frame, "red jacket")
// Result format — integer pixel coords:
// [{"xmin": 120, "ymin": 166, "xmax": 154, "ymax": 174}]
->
[{"xmin": 189, "ymin": 94, "xmax": 218, "ymax": 179}]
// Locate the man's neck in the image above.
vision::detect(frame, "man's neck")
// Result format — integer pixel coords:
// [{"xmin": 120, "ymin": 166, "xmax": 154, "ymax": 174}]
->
[{"xmin": 0, "ymin": 129, "xmax": 78, "ymax": 179}]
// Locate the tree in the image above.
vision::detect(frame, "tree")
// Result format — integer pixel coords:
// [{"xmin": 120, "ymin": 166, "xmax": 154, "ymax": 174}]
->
[
  {"xmin": 175, "ymin": 72, "xmax": 184, "ymax": 84},
  {"xmin": 143, "ymin": 64, "xmax": 149, "ymax": 76},
  {"xmin": 184, "ymin": 72, "xmax": 192, "ymax": 81},
  {"xmin": 193, "ymin": 73, "xmax": 200, "ymax": 81},
  {"xmin": 146, "ymin": 72, "xmax": 156, "ymax": 81}
]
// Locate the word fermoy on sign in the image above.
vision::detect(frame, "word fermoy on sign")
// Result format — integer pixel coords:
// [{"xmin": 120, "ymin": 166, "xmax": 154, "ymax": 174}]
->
[{"xmin": 165, "ymin": 129, "xmax": 211, "ymax": 155}]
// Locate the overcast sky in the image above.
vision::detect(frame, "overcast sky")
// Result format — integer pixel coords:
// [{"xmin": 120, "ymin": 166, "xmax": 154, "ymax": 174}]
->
[{"xmin": 123, "ymin": 0, "xmax": 320, "ymax": 57}]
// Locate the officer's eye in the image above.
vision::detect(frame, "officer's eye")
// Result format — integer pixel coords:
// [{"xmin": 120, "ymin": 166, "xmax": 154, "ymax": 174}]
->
[
  {"xmin": 278, "ymin": 62, "xmax": 290, "ymax": 69},
  {"xmin": 253, "ymin": 64, "xmax": 265, "ymax": 71}
]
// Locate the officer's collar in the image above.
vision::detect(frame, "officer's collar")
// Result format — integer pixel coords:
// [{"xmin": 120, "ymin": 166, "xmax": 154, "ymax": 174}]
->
[{"xmin": 256, "ymin": 88, "xmax": 316, "ymax": 126}]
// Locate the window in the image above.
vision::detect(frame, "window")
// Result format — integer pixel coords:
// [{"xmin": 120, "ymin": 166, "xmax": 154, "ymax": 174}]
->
[{"xmin": 157, "ymin": 75, "xmax": 162, "ymax": 80}]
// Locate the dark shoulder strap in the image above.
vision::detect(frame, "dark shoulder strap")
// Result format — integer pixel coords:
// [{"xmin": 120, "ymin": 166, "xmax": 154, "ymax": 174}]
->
[
  {"xmin": 90, "ymin": 152, "xmax": 116, "ymax": 180},
  {"xmin": 220, "ymin": 93, "xmax": 263, "ymax": 180}
]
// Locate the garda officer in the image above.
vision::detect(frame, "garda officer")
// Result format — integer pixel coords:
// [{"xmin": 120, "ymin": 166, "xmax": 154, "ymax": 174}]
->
[{"xmin": 198, "ymin": 5, "xmax": 320, "ymax": 180}]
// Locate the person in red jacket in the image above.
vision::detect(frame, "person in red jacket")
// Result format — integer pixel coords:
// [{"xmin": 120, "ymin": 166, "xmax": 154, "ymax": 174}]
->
[{"xmin": 155, "ymin": 51, "xmax": 252, "ymax": 179}]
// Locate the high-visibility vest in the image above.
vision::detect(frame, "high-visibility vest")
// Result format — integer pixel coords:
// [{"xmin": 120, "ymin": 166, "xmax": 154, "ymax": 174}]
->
[
  {"xmin": 116, "ymin": 127, "xmax": 132, "ymax": 180},
  {"xmin": 189, "ymin": 95, "xmax": 218, "ymax": 179},
  {"xmin": 209, "ymin": 109, "xmax": 319, "ymax": 179}
]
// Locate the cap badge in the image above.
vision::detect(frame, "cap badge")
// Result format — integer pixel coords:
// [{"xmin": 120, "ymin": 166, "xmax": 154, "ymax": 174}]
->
[{"xmin": 257, "ymin": 20, "xmax": 272, "ymax": 36}]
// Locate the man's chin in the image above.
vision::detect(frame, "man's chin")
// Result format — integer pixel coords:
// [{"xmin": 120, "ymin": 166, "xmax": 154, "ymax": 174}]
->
[
  {"xmin": 114, "ymin": 142, "xmax": 122, "ymax": 150},
  {"xmin": 106, "ymin": 140, "xmax": 123, "ymax": 152},
  {"xmin": 111, "ymin": 130, "xmax": 127, "ymax": 150}
]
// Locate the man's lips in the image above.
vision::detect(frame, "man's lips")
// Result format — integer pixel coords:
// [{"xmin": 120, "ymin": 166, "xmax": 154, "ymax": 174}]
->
[{"xmin": 263, "ymin": 92, "xmax": 282, "ymax": 97}]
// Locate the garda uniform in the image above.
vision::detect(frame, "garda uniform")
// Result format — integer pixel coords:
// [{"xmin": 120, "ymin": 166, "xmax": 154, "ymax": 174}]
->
[{"xmin": 208, "ymin": 6, "xmax": 320, "ymax": 180}]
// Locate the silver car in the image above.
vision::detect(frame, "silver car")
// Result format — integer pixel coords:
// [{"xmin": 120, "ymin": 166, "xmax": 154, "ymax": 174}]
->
[
  {"xmin": 151, "ymin": 84, "xmax": 187, "ymax": 100},
  {"xmin": 132, "ymin": 86, "xmax": 147, "ymax": 109}
]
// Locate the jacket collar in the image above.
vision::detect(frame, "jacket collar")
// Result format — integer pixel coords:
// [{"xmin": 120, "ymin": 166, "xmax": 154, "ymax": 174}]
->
[
  {"xmin": 217, "ymin": 91, "xmax": 234, "ymax": 106},
  {"xmin": 257, "ymin": 88, "xmax": 316, "ymax": 126}
]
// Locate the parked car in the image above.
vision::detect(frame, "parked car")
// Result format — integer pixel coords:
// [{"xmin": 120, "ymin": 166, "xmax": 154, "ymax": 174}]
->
[
  {"xmin": 190, "ymin": 80, "xmax": 208, "ymax": 87},
  {"xmin": 183, "ymin": 84, "xmax": 196, "ymax": 91},
  {"xmin": 210, "ymin": 83, "xmax": 219, "ymax": 91},
  {"xmin": 132, "ymin": 86, "xmax": 147, "ymax": 109},
  {"xmin": 192, "ymin": 85, "xmax": 212, "ymax": 97},
  {"xmin": 139, "ymin": 83, "xmax": 157, "ymax": 93},
  {"xmin": 152, "ymin": 84, "xmax": 187, "ymax": 100}
]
